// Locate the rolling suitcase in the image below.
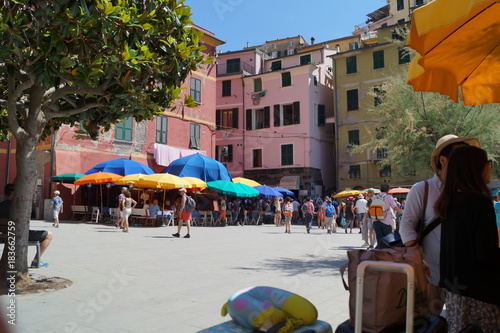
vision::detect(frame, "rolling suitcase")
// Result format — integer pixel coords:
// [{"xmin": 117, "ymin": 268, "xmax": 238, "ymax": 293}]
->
[{"xmin": 335, "ymin": 261, "xmax": 447, "ymax": 333}]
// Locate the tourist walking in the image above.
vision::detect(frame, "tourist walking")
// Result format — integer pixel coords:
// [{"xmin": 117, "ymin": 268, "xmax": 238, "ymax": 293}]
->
[
  {"xmin": 121, "ymin": 190, "xmax": 136, "ymax": 233},
  {"xmin": 283, "ymin": 197, "xmax": 293, "ymax": 234},
  {"xmin": 354, "ymin": 193, "xmax": 368, "ymax": 245},
  {"xmin": 344, "ymin": 197, "xmax": 355, "ymax": 233},
  {"xmin": 324, "ymin": 200, "xmax": 336, "ymax": 234},
  {"xmin": 49, "ymin": 190, "xmax": 64, "ymax": 228},
  {"xmin": 172, "ymin": 188, "xmax": 192, "ymax": 238},
  {"xmin": 301, "ymin": 197, "xmax": 314, "ymax": 234}
]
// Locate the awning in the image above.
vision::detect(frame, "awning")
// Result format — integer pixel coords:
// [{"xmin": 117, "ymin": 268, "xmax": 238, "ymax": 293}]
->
[{"xmin": 279, "ymin": 176, "xmax": 300, "ymax": 190}]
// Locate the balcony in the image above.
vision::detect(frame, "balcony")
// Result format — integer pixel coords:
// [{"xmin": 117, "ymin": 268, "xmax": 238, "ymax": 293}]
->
[
  {"xmin": 360, "ymin": 31, "xmax": 378, "ymax": 42},
  {"xmin": 217, "ymin": 61, "xmax": 255, "ymax": 77},
  {"xmin": 367, "ymin": 147, "xmax": 388, "ymax": 161}
]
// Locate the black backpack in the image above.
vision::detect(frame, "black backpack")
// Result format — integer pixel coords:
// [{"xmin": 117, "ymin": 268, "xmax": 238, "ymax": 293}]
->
[{"xmin": 184, "ymin": 196, "xmax": 196, "ymax": 212}]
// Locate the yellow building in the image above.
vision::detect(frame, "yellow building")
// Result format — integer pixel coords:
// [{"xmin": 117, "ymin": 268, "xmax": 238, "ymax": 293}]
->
[
  {"xmin": 331, "ymin": 25, "xmax": 415, "ymax": 190},
  {"xmin": 330, "ymin": 0, "xmax": 431, "ymax": 191}
]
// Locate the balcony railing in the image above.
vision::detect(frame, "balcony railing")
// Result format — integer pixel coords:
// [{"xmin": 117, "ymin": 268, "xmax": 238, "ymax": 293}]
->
[
  {"xmin": 360, "ymin": 31, "xmax": 378, "ymax": 41},
  {"xmin": 217, "ymin": 61, "xmax": 255, "ymax": 76}
]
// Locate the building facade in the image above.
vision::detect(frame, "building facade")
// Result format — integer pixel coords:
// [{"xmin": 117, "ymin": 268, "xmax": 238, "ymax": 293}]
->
[{"xmin": 331, "ymin": 0, "xmax": 430, "ymax": 191}]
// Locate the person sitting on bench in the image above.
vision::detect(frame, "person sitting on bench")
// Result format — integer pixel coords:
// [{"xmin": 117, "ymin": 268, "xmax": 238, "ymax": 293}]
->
[{"xmin": 0, "ymin": 184, "xmax": 53, "ymax": 268}]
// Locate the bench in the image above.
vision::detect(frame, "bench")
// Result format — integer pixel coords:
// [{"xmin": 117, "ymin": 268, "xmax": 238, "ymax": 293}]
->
[
  {"xmin": 71, "ymin": 205, "xmax": 88, "ymax": 220},
  {"xmin": 129, "ymin": 208, "xmax": 148, "ymax": 226},
  {"xmin": 0, "ymin": 218, "xmax": 41, "ymax": 268}
]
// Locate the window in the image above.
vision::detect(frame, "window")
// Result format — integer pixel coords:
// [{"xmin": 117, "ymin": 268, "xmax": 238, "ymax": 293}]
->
[
  {"xmin": 373, "ymin": 50, "xmax": 385, "ymax": 69},
  {"xmin": 246, "ymin": 107, "xmax": 270, "ymax": 130},
  {"xmin": 253, "ymin": 149, "xmax": 262, "ymax": 167},
  {"xmin": 300, "ymin": 54, "xmax": 311, "ymax": 65},
  {"xmin": 190, "ymin": 77, "xmax": 201, "ymax": 103},
  {"xmin": 379, "ymin": 165, "xmax": 392, "ymax": 178},
  {"xmin": 281, "ymin": 72, "xmax": 292, "ymax": 87},
  {"xmin": 226, "ymin": 58, "xmax": 241, "ymax": 73},
  {"xmin": 398, "ymin": 47, "xmax": 410, "ymax": 64},
  {"xmin": 281, "ymin": 144, "xmax": 293, "ymax": 166},
  {"xmin": 346, "ymin": 56, "xmax": 357, "ymax": 74},
  {"xmin": 216, "ymin": 145, "xmax": 233, "ymax": 163},
  {"xmin": 115, "ymin": 117, "xmax": 133, "ymax": 141},
  {"xmin": 348, "ymin": 130, "xmax": 360, "ymax": 145},
  {"xmin": 347, "ymin": 89, "xmax": 359, "ymax": 111},
  {"xmin": 349, "ymin": 165, "xmax": 361, "ymax": 179},
  {"xmin": 313, "ymin": 76, "xmax": 318, "ymax": 86},
  {"xmin": 287, "ymin": 49, "xmax": 294, "ymax": 56},
  {"xmin": 254, "ymin": 78, "xmax": 262, "ymax": 92},
  {"xmin": 397, "ymin": 0, "xmax": 404, "ymax": 10},
  {"xmin": 415, "ymin": 0, "xmax": 424, "ymax": 6},
  {"xmin": 222, "ymin": 80, "xmax": 231, "ymax": 97},
  {"xmin": 316, "ymin": 104, "xmax": 326, "ymax": 127},
  {"xmin": 397, "ymin": 18, "xmax": 405, "ymax": 25},
  {"xmin": 374, "ymin": 86, "xmax": 385, "ymax": 106},
  {"xmin": 189, "ymin": 123, "xmax": 200, "ymax": 149},
  {"xmin": 156, "ymin": 116, "xmax": 168, "ymax": 144},
  {"xmin": 349, "ymin": 42, "xmax": 359, "ymax": 50},
  {"xmin": 271, "ymin": 61, "xmax": 282, "ymax": 71},
  {"xmin": 216, "ymin": 108, "xmax": 238, "ymax": 130},
  {"xmin": 273, "ymin": 102, "xmax": 300, "ymax": 127}
]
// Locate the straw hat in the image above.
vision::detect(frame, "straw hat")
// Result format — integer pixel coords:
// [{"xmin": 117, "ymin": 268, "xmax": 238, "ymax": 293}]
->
[
  {"xmin": 430, "ymin": 135, "xmax": 480, "ymax": 172},
  {"xmin": 357, "ymin": 193, "xmax": 364, "ymax": 199},
  {"xmin": 178, "ymin": 187, "xmax": 186, "ymax": 192}
]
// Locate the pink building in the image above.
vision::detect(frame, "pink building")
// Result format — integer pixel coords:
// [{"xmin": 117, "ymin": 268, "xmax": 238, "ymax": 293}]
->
[{"xmin": 216, "ymin": 36, "xmax": 337, "ymax": 196}]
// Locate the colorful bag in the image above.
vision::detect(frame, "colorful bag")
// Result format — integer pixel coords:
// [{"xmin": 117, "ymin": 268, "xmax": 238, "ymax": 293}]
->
[{"xmin": 368, "ymin": 194, "xmax": 387, "ymax": 221}]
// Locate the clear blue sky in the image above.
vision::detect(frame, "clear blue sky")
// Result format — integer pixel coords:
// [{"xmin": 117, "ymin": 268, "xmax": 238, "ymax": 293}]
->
[{"xmin": 185, "ymin": 0, "xmax": 388, "ymax": 52}]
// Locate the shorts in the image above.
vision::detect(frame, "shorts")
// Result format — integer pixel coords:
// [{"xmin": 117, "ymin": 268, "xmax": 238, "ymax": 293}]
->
[
  {"xmin": 29, "ymin": 230, "xmax": 48, "ymax": 242},
  {"xmin": 119, "ymin": 210, "xmax": 124, "ymax": 218},
  {"xmin": 220, "ymin": 210, "xmax": 226, "ymax": 218},
  {"xmin": 367, "ymin": 218, "xmax": 374, "ymax": 229},
  {"xmin": 180, "ymin": 210, "xmax": 191, "ymax": 221},
  {"xmin": 53, "ymin": 210, "xmax": 60, "ymax": 219},
  {"xmin": 284, "ymin": 215, "xmax": 292, "ymax": 222}
]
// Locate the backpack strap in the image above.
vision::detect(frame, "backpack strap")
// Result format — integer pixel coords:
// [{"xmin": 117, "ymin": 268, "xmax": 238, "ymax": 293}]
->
[{"xmin": 415, "ymin": 180, "xmax": 442, "ymax": 244}]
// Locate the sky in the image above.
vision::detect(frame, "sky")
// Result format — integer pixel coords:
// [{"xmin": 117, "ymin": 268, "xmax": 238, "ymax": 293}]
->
[{"xmin": 185, "ymin": 0, "xmax": 388, "ymax": 52}]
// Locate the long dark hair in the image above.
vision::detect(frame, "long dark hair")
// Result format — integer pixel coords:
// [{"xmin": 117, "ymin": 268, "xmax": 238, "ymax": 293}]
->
[{"xmin": 435, "ymin": 145, "xmax": 490, "ymax": 219}]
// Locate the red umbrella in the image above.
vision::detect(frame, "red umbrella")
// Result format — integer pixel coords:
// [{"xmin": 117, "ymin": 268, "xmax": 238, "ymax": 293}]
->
[{"xmin": 388, "ymin": 187, "xmax": 410, "ymax": 195}]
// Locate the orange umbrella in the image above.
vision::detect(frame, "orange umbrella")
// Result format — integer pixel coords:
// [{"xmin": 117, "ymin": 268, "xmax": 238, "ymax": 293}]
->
[
  {"xmin": 388, "ymin": 187, "xmax": 410, "ymax": 195},
  {"xmin": 407, "ymin": 0, "xmax": 500, "ymax": 105},
  {"xmin": 74, "ymin": 172, "xmax": 124, "ymax": 185}
]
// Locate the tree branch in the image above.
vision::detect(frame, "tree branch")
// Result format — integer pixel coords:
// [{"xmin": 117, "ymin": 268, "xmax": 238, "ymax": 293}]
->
[
  {"xmin": 7, "ymin": 73, "xmax": 35, "ymax": 141},
  {"xmin": 46, "ymin": 103, "xmax": 105, "ymax": 119}
]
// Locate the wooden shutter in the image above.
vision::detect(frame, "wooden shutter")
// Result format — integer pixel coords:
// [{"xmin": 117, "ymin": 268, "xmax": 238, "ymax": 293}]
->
[
  {"xmin": 216, "ymin": 109, "xmax": 221, "ymax": 130},
  {"xmin": 232, "ymin": 108, "xmax": 238, "ymax": 129},
  {"xmin": 228, "ymin": 145, "xmax": 233, "ymax": 162},
  {"xmin": 274, "ymin": 104, "xmax": 280, "ymax": 127},
  {"xmin": 293, "ymin": 101, "xmax": 300, "ymax": 124},
  {"xmin": 264, "ymin": 106, "xmax": 270, "ymax": 128},
  {"xmin": 246, "ymin": 109, "xmax": 252, "ymax": 130}
]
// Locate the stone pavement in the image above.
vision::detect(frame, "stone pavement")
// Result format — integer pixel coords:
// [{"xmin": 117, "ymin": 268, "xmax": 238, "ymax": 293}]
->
[{"xmin": 4, "ymin": 219, "xmax": 370, "ymax": 333}]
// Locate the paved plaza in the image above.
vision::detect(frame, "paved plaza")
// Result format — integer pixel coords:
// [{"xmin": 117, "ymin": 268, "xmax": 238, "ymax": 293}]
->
[{"xmin": 3, "ymin": 219, "xmax": 369, "ymax": 333}]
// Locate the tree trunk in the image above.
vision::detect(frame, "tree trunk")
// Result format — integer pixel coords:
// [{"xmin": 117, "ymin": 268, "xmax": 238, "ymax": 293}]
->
[{"xmin": 0, "ymin": 137, "xmax": 38, "ymax": 289}]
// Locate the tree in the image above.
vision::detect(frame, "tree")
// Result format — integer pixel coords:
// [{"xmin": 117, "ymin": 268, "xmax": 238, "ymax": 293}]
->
[
  {"xmin": 0, "ymin": 0, "xmax": 209, "ymax": 287},
  {"xmin": 360, "ymin": 70, "xmax": 500, "ymax": 179}
]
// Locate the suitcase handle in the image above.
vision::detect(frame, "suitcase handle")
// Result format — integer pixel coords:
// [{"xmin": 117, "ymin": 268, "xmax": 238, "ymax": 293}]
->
[{"xmin": 355, "ymin": 261, "xmax": 415, "ymax": 333}]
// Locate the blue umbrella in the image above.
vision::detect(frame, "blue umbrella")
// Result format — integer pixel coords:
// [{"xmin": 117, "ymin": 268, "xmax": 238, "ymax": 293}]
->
[
  {"xmin": 85, "ymin": 158, "xmax": 154, "ymax": 176},
  {"xmin": 164, "ymin": 154, "xmax": 232, "ymax": 182},
  {"xmin": 273, "ymin": 186, "xmax": 294, "ymax": 197},
  {"xmin": 254, "ymin": 185, "xmax": 283, "ymax": 199}
]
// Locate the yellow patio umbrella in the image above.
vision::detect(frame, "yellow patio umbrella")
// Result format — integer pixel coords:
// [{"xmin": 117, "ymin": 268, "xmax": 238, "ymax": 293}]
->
[
  {"xmin": 334, "ymin": 190, "xmax": 362, "ymax": 199},
  {"xmin": 181, "ymin": 177, "xmax": 207, "ymax": 190},
  {"xmin": 136, "ymin": 173, "xmax": 187, "ymax": 190},
  {"xmin": 407, "ymin": 0, "xmax": 500, "ymax": 105},
  {"xmin": 115, "ymin": 173, "xmax": 146, "ymax": 186},
  {"xmin": 232, "ymin": 177, "xmax": 261, "ymax": 187}
]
